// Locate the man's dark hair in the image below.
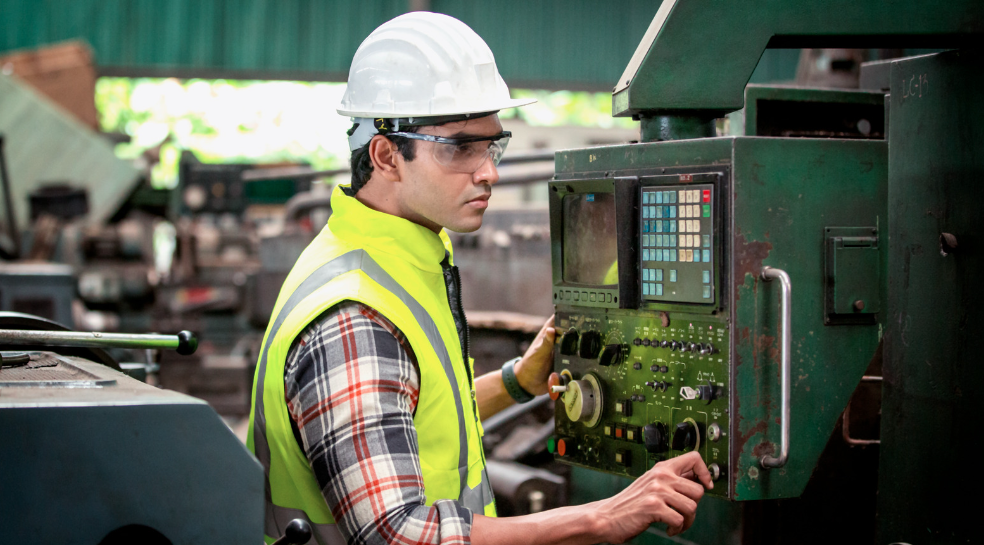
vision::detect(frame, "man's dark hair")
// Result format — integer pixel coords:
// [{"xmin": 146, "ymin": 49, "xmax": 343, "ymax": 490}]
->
[{"xmin": 345, "ymin": 124, "xmax": 420, "ymax": 196}]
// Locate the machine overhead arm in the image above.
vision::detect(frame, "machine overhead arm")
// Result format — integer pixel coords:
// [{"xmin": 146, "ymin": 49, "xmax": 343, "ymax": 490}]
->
[{"xmin": 616, "ymin": 0, "xmax": 984, "ymax": 139}]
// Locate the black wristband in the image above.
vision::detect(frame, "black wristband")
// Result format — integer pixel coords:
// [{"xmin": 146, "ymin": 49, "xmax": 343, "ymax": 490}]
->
[{"xmin": 501, "ymin": 357, "xmax": 535, "ymax": 404}]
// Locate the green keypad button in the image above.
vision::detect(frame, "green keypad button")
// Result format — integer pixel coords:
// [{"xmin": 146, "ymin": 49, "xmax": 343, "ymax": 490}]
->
[
  {"xmin": 703, "ymin": 204, "xmax": 710, "ymax": 217},
  {"xmin": 702, "ymin": 235, "xmax": 710, "ymax": 248}
]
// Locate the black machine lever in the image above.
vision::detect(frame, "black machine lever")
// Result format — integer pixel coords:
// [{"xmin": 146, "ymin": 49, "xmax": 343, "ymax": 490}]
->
[
  {"xmin": 272, "ymin": 519, "xmax": 312, "ymax": 545},
  {"xmin": 0, "ymin": 329, "xmax": 198, "ymax": 355}
]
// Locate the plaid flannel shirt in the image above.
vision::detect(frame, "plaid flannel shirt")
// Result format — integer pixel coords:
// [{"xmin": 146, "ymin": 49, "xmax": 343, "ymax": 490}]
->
[{"xmin": 284, "ymin": 301, "xmax": 473, "ymax": 545}]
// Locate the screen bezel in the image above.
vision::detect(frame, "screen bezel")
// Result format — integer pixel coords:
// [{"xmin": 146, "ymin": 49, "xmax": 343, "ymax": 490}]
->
[{"xmin": 550, "ymin": 177, "xmax": 638, "ymax": 309}]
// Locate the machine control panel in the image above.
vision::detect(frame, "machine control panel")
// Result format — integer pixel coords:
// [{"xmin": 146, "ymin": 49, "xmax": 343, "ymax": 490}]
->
[
  {"xmin": 550, "ymin": 311, "xmax": 731, "ymax": 498},
  {"xmin": 549, "ymin": 171, "xmax": 731, "ymax": 498}
]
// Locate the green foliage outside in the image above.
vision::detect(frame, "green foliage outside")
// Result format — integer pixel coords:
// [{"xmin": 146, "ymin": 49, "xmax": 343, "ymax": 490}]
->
[{"xmin": 95, "ymin": 78, "xmax": 636, "ymax": 189}]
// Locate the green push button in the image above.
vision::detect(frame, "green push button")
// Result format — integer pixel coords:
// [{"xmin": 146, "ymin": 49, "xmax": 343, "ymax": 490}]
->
[
  {"xmin": 703, "ymin": 205, "xmax": 710, "ymax": 217},
  {"xmin": 547, "ymin": 436, "xmax": 556, "ymax": 453}
]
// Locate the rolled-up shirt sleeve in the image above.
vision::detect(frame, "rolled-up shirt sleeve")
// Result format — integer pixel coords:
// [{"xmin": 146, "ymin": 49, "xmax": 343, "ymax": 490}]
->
[{"xmin": 284, "ymin": 301, "xmax": 473, "ymax": 545}]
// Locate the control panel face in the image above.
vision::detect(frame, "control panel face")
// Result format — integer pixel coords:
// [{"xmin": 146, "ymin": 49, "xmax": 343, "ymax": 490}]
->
[
  {"xmin": 639, "ymin": 183, "xmax": 716, "ymax": 304},
  {"xmin": 550, "ymin": 171, "xmax": 731, "ymax": 497},
  {"xmin": 551, "ymin": 311, "xmax": 731, "ymax": 498}
]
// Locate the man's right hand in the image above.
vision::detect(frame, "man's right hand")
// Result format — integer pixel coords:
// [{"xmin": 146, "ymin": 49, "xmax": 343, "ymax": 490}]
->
[{"xmin": 594, "ymin": 451, "xmax": 713, "ymax": 542}]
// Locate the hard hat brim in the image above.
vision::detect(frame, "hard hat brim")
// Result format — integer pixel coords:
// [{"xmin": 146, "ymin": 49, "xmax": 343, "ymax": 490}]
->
[{"xmin": 336, "ymin": 97, "xmax": 537, "ymax": 120}]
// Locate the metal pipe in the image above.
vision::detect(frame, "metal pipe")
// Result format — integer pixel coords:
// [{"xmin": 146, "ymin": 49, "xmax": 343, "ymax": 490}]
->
[
  {"xmin": 639, "ymin": 114, "xmax": 716, "ymax": 142},
  {"xmin": 0, "ymin": 134, "xmax": 21, "ymax": 259},
  {"xmin": 760, "ymin": 266, "xmax": 791, "ymax": 469},
  {"xmin": 0, "ymin": 329, "xmax": 198, "ymax": 355}
]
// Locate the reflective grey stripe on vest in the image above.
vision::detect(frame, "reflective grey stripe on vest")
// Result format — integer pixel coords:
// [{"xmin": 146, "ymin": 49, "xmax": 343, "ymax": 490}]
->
[{"xmin": 253, "ymin": 250, "xmax": 491, "ymax": 543}]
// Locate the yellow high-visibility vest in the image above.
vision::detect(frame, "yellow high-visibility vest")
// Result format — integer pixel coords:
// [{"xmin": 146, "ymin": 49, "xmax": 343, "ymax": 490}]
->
[{"xmin": 247, "ymin": 184, "xmax": 495, "ymax": 544}]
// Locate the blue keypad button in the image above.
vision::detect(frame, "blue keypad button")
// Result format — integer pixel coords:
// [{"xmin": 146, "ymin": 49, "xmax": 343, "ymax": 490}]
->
[
  {"xmin": 643, "ymin": 283, "xmax": 650, "ymax": 296},
  {"xmin": 693, "ymin": 251, "xmax": 701, "ymax": 263},
  {"xmin": 642, "ymin": 192, "xmax": 649, "ymax": 204},
  {"xmin": 656, "ymin": 206, "xmax": 663, "ymax": 219},
  {"xmin": 662, "ymin": 249, "xmax": 669, "ymax": 261},
  {"xmin": 643, "ymin": 222, "xmax": 650, "ymax": 233},
  {"xmin": 655, "ymin": 283, "xmax": 663, "ymax": 296},
  {"xmin": 655, "ymin": 221, "xmax": 662, "ymax": 233},
  {"xmin": 669, "ymin": 206, "xmax": 676, "ymax": 218},
  {"xmin": 669, "ymin": 235, "xmax": 677, "ymax": 247},
  {"xmin": 703, "ymin": 235, "xmax": 710, "ymax": 248},
  {"xmin": 703, "ymin": 270, "xmax": 711, "ymax": 284},
  {"xmin": 670, "ymin": 269, "xmax": 678, "ymax": 282},
  {"xmin": 655, "ymin": 191, "xmax": 663, "ymax": 204},
  {"xmin": 669, "ymin": 191, "xmax": 677, "ymax": 204},
  {"xmin": 702, "ymin": 249, "xmax": 710, "ymax": 262},
  {"xmin": 703, "ymin": 286, "xmax": 711, "ymax": 299},
  {"xmin": 670, "ymin": 220, "xmax": 677, "ymax": 233},
  {"xmin": 670, "ymin": 250, "xmax": 678, "ymax": 262},
  {"xmin": 655, "ymin": 250, "xmax": 663, "ymax": 262},
  {"xmin": 656, "ymin": 269, "xmax": 663, "ymax": 281}
]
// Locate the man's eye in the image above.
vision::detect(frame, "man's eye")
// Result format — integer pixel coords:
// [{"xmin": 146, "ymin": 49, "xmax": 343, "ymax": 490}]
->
[{"xmin": 456, "ymin": 142, "xmax": 485, "ymax": 155}]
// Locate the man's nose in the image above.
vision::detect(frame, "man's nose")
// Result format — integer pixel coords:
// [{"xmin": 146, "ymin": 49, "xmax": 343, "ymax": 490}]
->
[{"xmin": 474, "ymin": 154, "xmax": 499, "ymax": 186}]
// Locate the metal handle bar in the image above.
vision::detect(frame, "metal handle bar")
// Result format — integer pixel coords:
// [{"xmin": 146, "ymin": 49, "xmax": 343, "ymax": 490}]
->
[
  {"xmin": 760, "ymin": 266, "xmax": 790, "ymax": 469},
  {"xmin": 0, "ymin": 329, "xmax": 197, "ymax": 355}
]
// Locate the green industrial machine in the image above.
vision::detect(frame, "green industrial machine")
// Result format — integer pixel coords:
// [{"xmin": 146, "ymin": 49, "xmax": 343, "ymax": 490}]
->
[{"xmin": 548, "ymin": 1, "xmax": 983, "ymax": 543}]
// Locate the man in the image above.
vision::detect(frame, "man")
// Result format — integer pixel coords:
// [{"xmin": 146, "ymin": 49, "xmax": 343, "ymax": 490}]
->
[{"xmin": 248, "ymin": 11, "xmax": 713, "ymax": 545}]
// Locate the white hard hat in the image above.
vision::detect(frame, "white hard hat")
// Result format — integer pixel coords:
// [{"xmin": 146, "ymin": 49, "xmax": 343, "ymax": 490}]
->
[{"xmin": 337, "ymin": 11, "xmax": 535, "ymax": 119}]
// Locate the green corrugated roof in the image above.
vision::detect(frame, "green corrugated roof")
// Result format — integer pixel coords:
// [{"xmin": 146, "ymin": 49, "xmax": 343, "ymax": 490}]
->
[
  {"xmin": 0, "ymin": 0, "xmax": 674, "ymax": 90},
  {"xmin": 0, "ymin": 73, "xmax": 141, "ymax": 230}
]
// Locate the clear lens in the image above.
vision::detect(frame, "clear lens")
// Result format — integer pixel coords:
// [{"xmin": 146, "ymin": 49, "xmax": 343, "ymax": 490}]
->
[{"xmin": 432, "ymin": 137, "xmax": 510, "ymax": 173}]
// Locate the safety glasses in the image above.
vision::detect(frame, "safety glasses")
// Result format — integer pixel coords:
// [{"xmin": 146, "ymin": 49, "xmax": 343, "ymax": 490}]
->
[{"xmin": 388, "ymin": 131, "xmax": 511, "ymax": 173}]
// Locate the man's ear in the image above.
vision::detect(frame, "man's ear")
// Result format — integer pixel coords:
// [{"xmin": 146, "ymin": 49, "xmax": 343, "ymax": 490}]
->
[{"xmin": 368, "ymin": 135, "xmax": 402, "ymax": 182}]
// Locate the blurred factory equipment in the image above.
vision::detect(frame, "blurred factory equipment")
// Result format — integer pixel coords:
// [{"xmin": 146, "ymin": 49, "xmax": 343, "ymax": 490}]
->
[
  {"xmin": 546, "ymin": 2, "xmax": 982, "ymax": 544},
  {"xmin": 0, "ymin": 73, "xmax": 142, "ymax": 232}
]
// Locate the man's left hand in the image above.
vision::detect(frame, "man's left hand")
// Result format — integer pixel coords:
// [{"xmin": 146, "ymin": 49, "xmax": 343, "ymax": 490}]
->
[{"xmin": 514, "ymin": 315, "xmax": 556, "ymax": 396}]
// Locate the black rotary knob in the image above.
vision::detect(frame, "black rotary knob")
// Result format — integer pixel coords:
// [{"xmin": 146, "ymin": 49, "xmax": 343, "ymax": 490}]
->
[
  {"xmin": 578, "ymin": 330, "xmax": 603, "ymax": 359},
  {"xmin": 559, "ymin": 329, "xmax": 579, "ymax": 356},
  {"xmin": 599, "ymin": 344, "xmax": 625, "ymax": 366},
  {"xmin": 671, "ymin": 421, "xmax": 698, "ymax": 451},
  {"xmin": 643, "ymin": 422, "xmax": 669, "ymax": 454}
]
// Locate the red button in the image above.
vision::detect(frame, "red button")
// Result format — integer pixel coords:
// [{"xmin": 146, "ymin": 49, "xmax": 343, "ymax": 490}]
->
[
  {"xmin": 548, "ymin": 372, "xmax": 561, "ymax": 400},
  {"xmin": 702, "ymin": 190, "xmax": 711, "ymax": 203},
  {"xmin": 557, "ymin": 438, "xmax": 567, "ymax": 456},
  {"xmin": 615, "ymin": 427, "xmax": 624, "ymax": 439}
]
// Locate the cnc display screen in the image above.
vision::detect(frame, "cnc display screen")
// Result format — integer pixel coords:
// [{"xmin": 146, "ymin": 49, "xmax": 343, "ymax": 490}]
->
[{"xmin": 562, "ymin": 193, "xmax": 618, "ymax": 287}]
